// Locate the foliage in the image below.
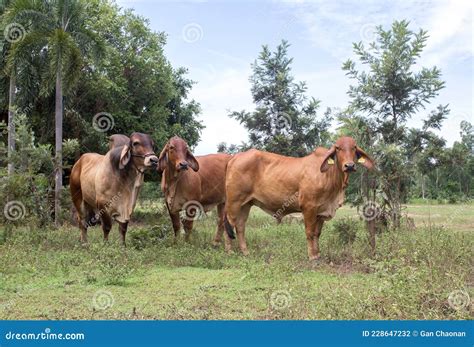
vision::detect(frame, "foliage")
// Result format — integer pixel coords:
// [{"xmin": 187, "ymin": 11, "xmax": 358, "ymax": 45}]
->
[
  {"xmin": 0, "ymin": 115, "xmax": 54, "ymax": 228},
  {"xmin": 227, "ymin": 40, "xmax": 332, "ymax": 157},
  {"xmin": 0, "ymin": 0, "xmax": 203, "ymax": 172},
  {"xmin": 332, "ymin": 217, "xmax": 359, "ymax": 245},
  {"xmin": 341, "ymin": 20, "xmax": 458, "ymax": 227}
]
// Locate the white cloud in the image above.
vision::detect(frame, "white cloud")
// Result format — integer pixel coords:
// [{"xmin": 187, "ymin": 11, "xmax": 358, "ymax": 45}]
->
[
  {"xmin": 285, "ymin": 0, "xmax": 473, "ymax": 68},
  {"xmin": 283, "ymin": 0, "xmax": 473, "ymax": 145},
  {"xmin": 189, "ymin": 66, "xmax": 253, "ymax": 155}
]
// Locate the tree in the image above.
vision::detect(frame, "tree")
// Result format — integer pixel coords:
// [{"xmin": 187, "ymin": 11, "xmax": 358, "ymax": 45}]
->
[
  {"xmin": 342, "ymin": 20, "xmax": 449, "ymax": 227},
  {"xmin": 229, "ymin": 40, "xmax": 331, "ymax": 157},
  {"xmin": 1, "ymin": 0, "xmax": 16, "ymax": 176},
  {"xmin": 5, "ymin": 0, "xmax": 105, "ymax": 225}
]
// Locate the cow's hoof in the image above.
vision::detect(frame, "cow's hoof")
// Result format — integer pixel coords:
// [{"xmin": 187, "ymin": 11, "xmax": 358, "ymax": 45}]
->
[
  {"xmin": 211, "ymin": 240, "xmax": 221, "ymax": 248},
  {"xmin": 242, "ymin": 250, "xmax": 250, "ymax": 256}
]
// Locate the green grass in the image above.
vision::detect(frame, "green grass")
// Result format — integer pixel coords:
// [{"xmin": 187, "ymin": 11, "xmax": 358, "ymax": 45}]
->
[{"xmin": 0, "ymin": 203, "xmax": 472, "ymax": 320}]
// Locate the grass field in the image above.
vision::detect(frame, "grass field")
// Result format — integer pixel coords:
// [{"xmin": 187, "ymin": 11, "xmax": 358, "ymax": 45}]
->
[{"xmin": 0, "ymin": 202, "xmax": 472, "ymax": 320}]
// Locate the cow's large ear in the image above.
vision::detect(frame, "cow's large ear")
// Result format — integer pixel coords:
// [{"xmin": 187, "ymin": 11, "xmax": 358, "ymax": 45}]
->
[
  {"xmin": 320, "ymin": 146, "xmax": 336, "ymax": 172},
  {"xmin": 186, "ymin": 149, "xmax": 199, "ymax": 172},
  {"xmin": 119, "ymin": 145, "xmax": 131, "ymax": 169},
  {"xmin": 356, "ymin": 146, "xmax": 375, "ymax": 170},
  {"xmin": 157, "ymin": 144, "xmax": 168, "ymax": 173}
]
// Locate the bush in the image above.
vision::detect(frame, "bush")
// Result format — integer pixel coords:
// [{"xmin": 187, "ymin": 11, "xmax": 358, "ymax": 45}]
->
[
  {"xmin": 1, "ymin": 116, "xmax": 79, "ymax": 231},
  {"xmin": 332, "ymin": 217, "xmax": 359, "ymax": 245}
]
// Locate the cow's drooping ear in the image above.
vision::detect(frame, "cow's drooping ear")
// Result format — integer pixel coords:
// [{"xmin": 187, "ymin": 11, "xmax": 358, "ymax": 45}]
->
[
  {"xmin": 119, "ymin": 145, "xmax": 131, "ymax": 169},
  {"xmin": 320, "ymin": 145, "xmax": 336, "ymax": 173},
  {"xmin": 356, "ymin": 146, "xmax": 375, "ymax": 170},
  {"xmin": 157, "ymin": 144, "xmax": 168, "ymax": 173},
  {"xmin": 186, "ymin": 149, "xmax": 199, "ymax": 172}
]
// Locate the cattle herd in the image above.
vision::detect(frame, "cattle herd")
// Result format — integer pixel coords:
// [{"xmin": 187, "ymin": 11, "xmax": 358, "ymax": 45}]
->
[{"xmin": 70, "ymin": 133, "xmax": 374, "ymax": 260}]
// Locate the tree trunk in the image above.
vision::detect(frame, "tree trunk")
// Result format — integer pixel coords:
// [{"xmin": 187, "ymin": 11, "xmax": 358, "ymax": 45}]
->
[
  {"xmin": 421, "ymin": 174, "xmax": 425, "ymax": 200},
  {"xmin": 54, "ymin": 70, "xmax": 63, "ymax": 227},
  {"xmin": 7, "ymin": 73, "xmax": 16, "ymax": 176}
]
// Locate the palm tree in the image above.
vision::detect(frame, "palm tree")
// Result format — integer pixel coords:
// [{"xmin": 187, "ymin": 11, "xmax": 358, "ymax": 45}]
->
[
  {"xmin": 5, "ymin": 0, "xmax": 104, "ymax": 225},
  {"xmin": 0, "ymin": 0, "xmax": 16, "ymax": 176}
]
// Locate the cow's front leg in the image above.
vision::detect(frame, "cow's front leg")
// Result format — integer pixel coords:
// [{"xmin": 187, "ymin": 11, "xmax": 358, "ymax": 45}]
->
[
  {"xmin": 101, "ymin": 213, "xmax": 112, "ymax": 242},
  {"xmin": 313, "ymin": 218, "xmax": 325, "ymax": 259},
  {"xmin": 303, "ymin": 209, "xmax": 319, "ymax": 261},
  {"xmin": 118, "ymin": 221, "xmax": 128, "ymax": 246},
  {"xmin": 182, "ymin": 218, "xmax": 194, "ymax": 242},
  {"xmin": 169, "ymin": 212, "xmax": 181, "ymax": 239}
]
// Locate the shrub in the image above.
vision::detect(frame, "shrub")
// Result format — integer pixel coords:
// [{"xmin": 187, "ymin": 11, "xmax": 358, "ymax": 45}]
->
[{"xmin": 332, "ymin": 217, "xmax": 359, "ymax": 245}]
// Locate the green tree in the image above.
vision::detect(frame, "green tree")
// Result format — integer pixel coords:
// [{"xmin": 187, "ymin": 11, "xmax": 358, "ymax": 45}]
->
[
  {"xmin": 342, "ymin": 20, "xmax": 449, "ymax": 227},
  {"xmin": 229, "ymin": 40, "xmax": 331, "ymax": 157},
  {"xmin": 4, "ymin": 0, "xmax": 105, "ymax": 225}
]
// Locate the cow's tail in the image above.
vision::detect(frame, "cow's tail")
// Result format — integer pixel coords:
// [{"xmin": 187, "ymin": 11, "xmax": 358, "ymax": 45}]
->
[{"xmin": 224, "ymin": 214, "xmax": 236, "ymax": 239}]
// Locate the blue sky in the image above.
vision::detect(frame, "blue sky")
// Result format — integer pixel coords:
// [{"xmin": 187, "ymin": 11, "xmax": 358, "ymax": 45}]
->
[{"xmin": 117, "ymin": 0, "xmax": 473, "ymax": 154}]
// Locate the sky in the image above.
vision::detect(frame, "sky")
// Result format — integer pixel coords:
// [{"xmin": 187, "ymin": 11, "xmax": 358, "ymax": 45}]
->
[{"xmin": 116, "ymin": 0, "xmax": 473, "ymax": 155}]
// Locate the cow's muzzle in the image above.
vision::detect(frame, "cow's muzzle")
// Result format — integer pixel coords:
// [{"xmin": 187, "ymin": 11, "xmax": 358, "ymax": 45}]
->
[
  {"xmin": 178, "ymin": 161, "xmax": 189, "ymax": 171},
  {"xmin": 132, "ymin": 152, "xmax": 158, "ymax": 167},
  {"xmin": 343, "ymin": 162, "xmax": 356, "ymax": 172}
]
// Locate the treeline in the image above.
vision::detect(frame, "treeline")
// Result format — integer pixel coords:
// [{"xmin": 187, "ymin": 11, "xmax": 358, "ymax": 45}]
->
[
  {"xmin": 0, "ymin": 2, "xmax": 472, "ymax": 230},
  {"xmin": 1, "ymin": 0, "xmax": 203, "ymax": 225},
  {"xmin": 218, "ymin": 22, "xmax": 473, "ymax": 228},
  {"xmin": 1, "ymin": 0, "xmax": 202, "ymax": 152}
]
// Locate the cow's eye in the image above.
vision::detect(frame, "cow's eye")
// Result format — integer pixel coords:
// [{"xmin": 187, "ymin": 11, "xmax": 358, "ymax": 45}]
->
[
  {"xmin": 335, "ymin": 146, "xmax": 341, "ymax": 151},
  {"xmin": 133, "ymin": 141, "xmax": 139, "ymax": 147},
  {"xmin": 169, "ymin": 145, "xmax": 175, "ymax": 150}
]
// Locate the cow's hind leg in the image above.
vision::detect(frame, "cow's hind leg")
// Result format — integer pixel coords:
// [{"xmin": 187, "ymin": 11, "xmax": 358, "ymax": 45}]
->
[
  {"xmin": 79, "ymin": 203, "xmax": 94, "ymax": 244},
  {"xmin": 212, "ymin": 203, "xmax": 225, "ymax": 246},
  {"xmin": 235, "ymin": 204, "xmax": 251, "ymax": 256},
  {"xmin": 70, "ymin": 181, "xmax": 88, "ymax": 244}
]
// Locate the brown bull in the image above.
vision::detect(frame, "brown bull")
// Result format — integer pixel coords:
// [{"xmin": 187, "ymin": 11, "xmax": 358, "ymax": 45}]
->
[
  {"xmin": 70, "ymin": 132, "xmax": 158, "ymax": 245},
  {"xmin": 157, "ymin": 136, "xmax": 232, "ymax": 244},
  {"xmin": 224, "ymin": 136, "xmax": 374, "ymax": 260}
]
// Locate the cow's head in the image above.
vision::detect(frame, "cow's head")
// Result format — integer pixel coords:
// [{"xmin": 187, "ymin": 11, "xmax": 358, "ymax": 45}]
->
[
  {"xmin": 109, "ymin": 134, "xmax": 130, "ymax": 151},
  {"xmin": 157, "ymin": 136, "xmax": 199, "ymax": 173},
  {"xmin": 119, "ymin": 132, "xmax": 158, "ymax": 170},
  {"xmin": 320, "ymin": 136, "xmax": 374, "ymax": 173}
]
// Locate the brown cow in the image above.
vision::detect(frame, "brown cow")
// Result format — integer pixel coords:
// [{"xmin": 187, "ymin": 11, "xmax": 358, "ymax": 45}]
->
[
  {"xmin": 157, "ymin": 136, "xmax": 232, "ymax": 244},
  {"xmin": 224, "ymin": 136, "xmax": 374, "ymax": 260},
  {"xmin": 109, "ymin": 134, "xmax": 130, "ymax": 150},
  {"xmin": 70, "ymin": 132, "xmax": 158, "ymax": 245}
]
